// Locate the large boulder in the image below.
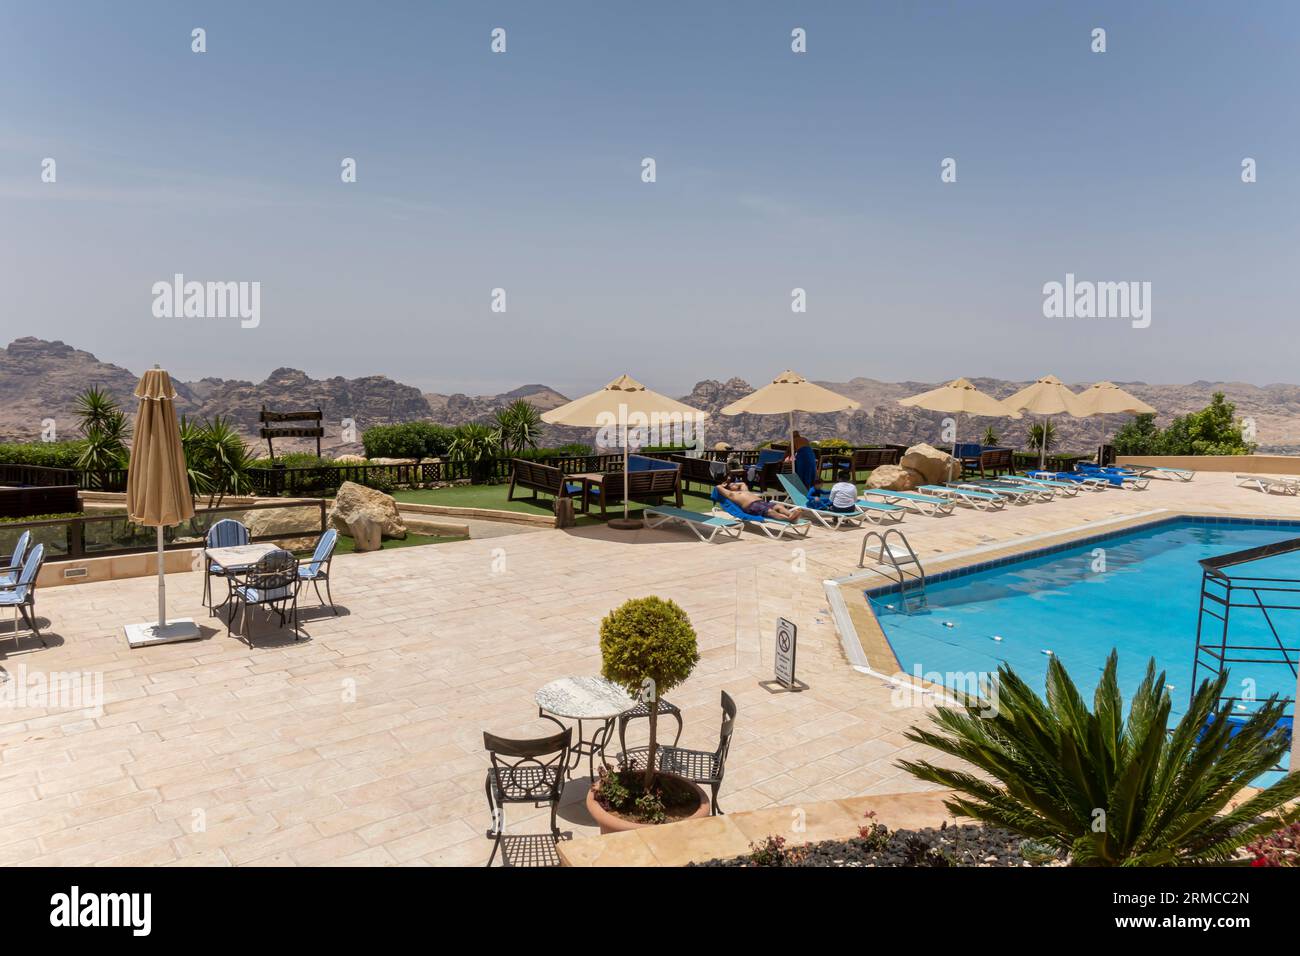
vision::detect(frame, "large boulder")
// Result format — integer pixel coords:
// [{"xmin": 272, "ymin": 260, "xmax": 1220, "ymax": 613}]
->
[
  {"xmin": 328, "ymin": 481, "xmax": 407, "ymax": 539},
  {"xmin": 332, "ymin": 454, "xmax": 367, "ymax": 464},
  {"xmin": 900, "ymin": 443, "xmax": 961, "ymax": 484},
  {"xmin": 348, "ymin": 515, "xmax": 382, "ymax": 552},
  {"xmin": 865, "ymin": 464, "xmax": 925, "ymax": 491}
]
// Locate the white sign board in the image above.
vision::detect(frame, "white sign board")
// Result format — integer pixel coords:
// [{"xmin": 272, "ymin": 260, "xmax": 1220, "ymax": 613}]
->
[{"xmin": 775, "ymin": 617, "xmax": 797, "ymax": 689}]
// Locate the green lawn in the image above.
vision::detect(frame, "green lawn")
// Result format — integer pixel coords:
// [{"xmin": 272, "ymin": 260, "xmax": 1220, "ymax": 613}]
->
[
  {"xmin": 325, "ymin": 531, "xmax": 467, "ymax": 556},
  {"xmin": 392, "ymin": 483, "xmax": 721, "ymax": 524}
]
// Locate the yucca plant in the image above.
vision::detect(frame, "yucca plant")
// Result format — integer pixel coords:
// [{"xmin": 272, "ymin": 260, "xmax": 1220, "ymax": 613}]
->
[
  {"xmin": 899, "ymin": 651, "xmax": 1300, "ymax": 866},
  {"xmin": 494, "ymin": 399, "xmax": 544, "ymax": 454},
  {"xmin": 74, "ymin": 386, "xmax": 126, "ymax": 438},
  {"xmin": 1026, "ymin": 419, "xmax": 1057, "ymax": 453},
  {"xmin": 448, "ymin": 423, "xmax": 502, "ymax": 482}
]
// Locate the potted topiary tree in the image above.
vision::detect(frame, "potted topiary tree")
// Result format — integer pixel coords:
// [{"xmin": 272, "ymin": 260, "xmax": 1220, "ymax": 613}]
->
[{"xmin": 587, "ymin": 596, "xmax": 708, "ymax": 833}]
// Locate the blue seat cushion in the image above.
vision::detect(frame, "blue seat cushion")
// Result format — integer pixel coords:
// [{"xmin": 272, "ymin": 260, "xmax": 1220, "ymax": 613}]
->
[
  {"xmin": 297, "ymin": 566, "xmax": 326, "ymax": 580},
  {"xmin": 0, "ymin": 588, "xmax": 29, "ymax": 605},
  {"xmin": 235, "ymin": 584, "xmax": 294, "ymax": 603}
]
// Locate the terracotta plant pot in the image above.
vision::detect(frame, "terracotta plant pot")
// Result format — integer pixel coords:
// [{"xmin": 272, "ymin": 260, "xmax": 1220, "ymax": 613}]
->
[{"xmin": 586, "ymin": 772, "xmax": 710, "ymax": 835}]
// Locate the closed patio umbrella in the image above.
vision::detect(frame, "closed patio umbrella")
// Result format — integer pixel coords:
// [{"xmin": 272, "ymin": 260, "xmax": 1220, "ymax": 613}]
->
[
  {"xmin": 1001, "ymin": 374, "xmax": 1088, "ymax": 469},
  {"xmin": 123, "ymin": 366, "xmax": 201, "ymax": 647},
  {"xmin": 541, "ymin": 375, "xmax": 708, "ymax": 530},
  {"xmin": 897, "ymin": 377, "xmax": 1021, "ymax": 451},
  {"xmin": 1074, "ymin": 381, "xmax": 1157, "ymax": 453},
  {"xmin": 719, "ymin": 371, "xmax": 859, "ymax": 481}
]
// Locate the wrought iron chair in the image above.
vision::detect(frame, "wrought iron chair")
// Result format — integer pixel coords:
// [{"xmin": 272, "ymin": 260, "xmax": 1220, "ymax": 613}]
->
[
  {"xmin": 226, "ymin": 548, "xmax": 301, "ymax": 646},
  {"xmin": 483, "ymin": 727, "xmax": 571, "ymax": 867},
  {"xmin": 202, "ymin": 518, "xmax": 250, "ymax": 614},
  {"xmin": 617, "ymin": 698, "xmax": 683, "ymax": 756},
  {"xmin": 0, "ymin": 543, "xmax": 47, "ymax": 647},
  {"xmin": 0, "ymin": 530, "xmax": 32, "ymax": 587},
  {"xmin": 619, "ymin": 690, "xmax": 736, "ymax": 815},
  {"xmin": 297, "ymin": 529, "xmax": 338, "ymax": 614}
]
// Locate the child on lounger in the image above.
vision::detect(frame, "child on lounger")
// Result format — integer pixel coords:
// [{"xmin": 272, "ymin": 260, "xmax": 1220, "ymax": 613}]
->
[{"xmin": 811, "ymin": 469, "xmax": 858, "ymax": 513}]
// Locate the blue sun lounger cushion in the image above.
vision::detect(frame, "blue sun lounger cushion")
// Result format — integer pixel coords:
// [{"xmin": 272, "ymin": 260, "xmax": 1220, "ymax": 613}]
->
[{"xmin": 712, "ymin": 486, "xmax": 765, "ymax": 521}]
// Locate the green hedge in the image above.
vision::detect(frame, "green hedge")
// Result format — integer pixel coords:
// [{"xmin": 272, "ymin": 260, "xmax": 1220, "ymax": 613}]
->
[
  {"xmin": 0, "ymin": 441, "xmax": 84, "ymax": 469},
  {"xmin": 361, "ymin": 422, "xmax": 454, "ymax": 459}
]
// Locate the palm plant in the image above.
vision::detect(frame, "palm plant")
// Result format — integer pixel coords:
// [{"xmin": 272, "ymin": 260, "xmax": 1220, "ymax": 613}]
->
[
  {"xmin": 448, "ymin": 423, "xmax": 502, "ymax": 482},
  {"xmin": 899, "ymin": 651, "xmax": 1300, "ymax": 866},
  {"xmin": 981, "ymin": 426, "xmax": 1000, "ymax": 446},
  {"xmin": 74, "ymin": 386, "xmax": 126, "ymax": 438},
  {"xmin": 75, "ymin": 405, "xmax": 132, "ymax": 473},
  {"xmin": 179, "ymin": 416, "xmax": 252, "ymax": 508},
  {"xmin": 1026, "ymin": 419, "xmax": 1057, "ymax": 453},
  {"xmin": 494, "ymin": 400, "xmax": 544, "ymax": 454}
]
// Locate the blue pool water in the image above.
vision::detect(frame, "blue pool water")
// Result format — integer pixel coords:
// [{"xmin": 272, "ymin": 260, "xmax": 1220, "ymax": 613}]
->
[{"xmin": 868, "ymin": 519, "xmax": 1300, "ymax": 751}]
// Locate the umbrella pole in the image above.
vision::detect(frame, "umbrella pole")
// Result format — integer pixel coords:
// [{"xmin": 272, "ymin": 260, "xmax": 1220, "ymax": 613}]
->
[
  {"xmin": 1040, "ymin": 417, "xmax": 1048, "ymax": 470},
  {"xmin": 623, "ymin": 426, "xmax": 630, "ymax": 524},
  {"xmin": 156, "ymin": 526, "xmax": 167, "ymax": 627}
]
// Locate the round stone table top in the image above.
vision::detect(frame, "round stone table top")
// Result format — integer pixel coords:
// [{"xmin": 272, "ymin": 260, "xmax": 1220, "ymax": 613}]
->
[{"xmin": 535, "ymin": 676, "xmax": 636, "ymax": 720}]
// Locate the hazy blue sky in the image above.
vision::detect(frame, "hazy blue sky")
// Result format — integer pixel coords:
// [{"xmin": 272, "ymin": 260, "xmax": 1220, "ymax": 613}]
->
[{"xmin": 2, "ymin": 1, "xmax": 1296, "ymax": 397}]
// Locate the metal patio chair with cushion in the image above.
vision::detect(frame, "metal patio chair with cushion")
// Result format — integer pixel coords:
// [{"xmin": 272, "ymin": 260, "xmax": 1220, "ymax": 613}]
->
[
  {"xmin": 0, "ymin": 543, "xmax": 47, "ymax": 647},
  {"xmin": 619, "ymin": 689, "xmax": 736, "ymax": 815},
  {"xmin": 0, "ymin": 530, "xmax": 32, "ymax": 587},
  {"xmin": 203, "ymin": 518, "xmax": 250, "ymax": 613},
  {"xmin": 297, "ymin": 529, "xmax": 338, "ymax": 614},
  {"xmin": 226, "ymin": 548, "xmax": 301, "ymax": 646},
  {"xmin": 483, "ymin": 727, "xmax": 572, "ymax": 867}
]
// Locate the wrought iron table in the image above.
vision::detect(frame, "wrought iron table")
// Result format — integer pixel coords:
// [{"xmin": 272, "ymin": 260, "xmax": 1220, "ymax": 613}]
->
[{"xmin": 535, "ymin": 676, "xmax": 636, "ymax": 779}]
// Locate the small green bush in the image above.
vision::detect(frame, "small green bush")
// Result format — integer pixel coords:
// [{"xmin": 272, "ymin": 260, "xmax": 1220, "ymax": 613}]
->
[
  {"xmin": 600, "ymin": 596, "xmax": 700, "ymax": 788},
  {"xmin": 361, "ymin": 422, "xmax": 454, "ymax": 460}
]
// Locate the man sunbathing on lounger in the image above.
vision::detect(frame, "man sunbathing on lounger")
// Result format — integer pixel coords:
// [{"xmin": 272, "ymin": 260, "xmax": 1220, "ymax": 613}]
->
[{"xmin": 715, "ymin": 480, "xmax": 802, "ymax": 520}]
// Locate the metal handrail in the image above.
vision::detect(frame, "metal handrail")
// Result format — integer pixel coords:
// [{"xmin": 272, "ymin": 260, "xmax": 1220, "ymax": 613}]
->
[{"xmin": 858, "ymin": 529, "xmax": 927, "ymax": 610}]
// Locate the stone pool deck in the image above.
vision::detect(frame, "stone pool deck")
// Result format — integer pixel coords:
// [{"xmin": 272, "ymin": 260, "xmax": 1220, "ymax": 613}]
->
[{"xmin": 2, "ymin": 471, "xmax": 1297, "ymax": 866}]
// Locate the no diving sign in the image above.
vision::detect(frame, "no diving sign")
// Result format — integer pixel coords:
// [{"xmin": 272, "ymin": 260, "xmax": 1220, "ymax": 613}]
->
[{"xmin": 774, "ymin": 617, "xmax": 798, "ymax": 690}]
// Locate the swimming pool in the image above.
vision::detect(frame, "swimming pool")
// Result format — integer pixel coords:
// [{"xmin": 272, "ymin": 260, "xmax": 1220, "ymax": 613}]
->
[{"xmin": 867, "ymin": 517, "xmax": 1300, "ymax": 736}]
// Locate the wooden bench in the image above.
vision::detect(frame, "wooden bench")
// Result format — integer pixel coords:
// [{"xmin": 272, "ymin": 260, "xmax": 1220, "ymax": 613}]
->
[
  {"xmin": 850, "ymin": 447, "xmax": 901, "ymax": 476},
  {"xmin": 507, "ymin": 460, "xmax": 583, "ymax": 511},
  {"xmin": 583, "ymin": 466, "xmax": 682, "ymax": 518},
  {"xmin": 668, "ymin": 454, "xmax": 723, "ymax": 492},
  {"xmin": 977, "ymin": 448, "xmax": 1015, "ymax": 477}
]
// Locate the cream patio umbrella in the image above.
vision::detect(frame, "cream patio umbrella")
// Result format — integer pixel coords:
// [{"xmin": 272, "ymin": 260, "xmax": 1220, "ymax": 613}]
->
[
  {"xmin": 719, "ymin": 370, "xmax": 860, "ymax": 469},
  {"xmin": 541, "ymin": 374, "xmax": 708, "ymax": 530},
  {"xmin": 122, "ymin": 366, "xmax": 201, "ymax": 647},
  {"xmin": 1074, "ymin": 381, "xmax": 1157, "ymax": 453},
  {"xmin": 1001, "ymin": 374, "xmax": 1088, "ymax": 469},
  {"xmin": 897, "ymin": 377, "xmax": 1021, "ymax": 451}
]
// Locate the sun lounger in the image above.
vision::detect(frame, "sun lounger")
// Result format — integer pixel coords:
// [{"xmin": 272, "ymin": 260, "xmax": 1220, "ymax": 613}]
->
[
  {"xmin": 1236, "ymin": 474, "xmax": 1300, "ymax": 495},
  {"xmin": 858, "ymin": 488, "xmax": 955, "ymax": 516},
  {"xmin": 1028, "ymin": 470, "xmax": 1109, "ymax": 491},
  {"xmin": 948, "ymin": 481, "xmax": 1038, "ymax": 504},
  {"xmin": 1124, "ymin": 464, "xmax": 1195, "ymax": 481},
  {"xmin": 1000, "ymin": 474, "xmax": 1080, "ymax": 497},
  {"xmin": 962, "ymin": 479, "xmax": 1052, "ymax": 502},
  {"xmin": 644, "ymin": 505, "xmax": 744, "ymax": 542},
  {"xmin": 778, "ymin": 474, "xmax": 902, "ymax": 528},
  {"xmin": 918, "ymin": 484, "xmax": 1006, "ymax": 511},
  {"xmin": 1075, "ymin": 464, "xmax": 1151, "ymax": 490},
  {"xmin": 711, "ymin": 488, "xmax": 811, "ymax": 539}
]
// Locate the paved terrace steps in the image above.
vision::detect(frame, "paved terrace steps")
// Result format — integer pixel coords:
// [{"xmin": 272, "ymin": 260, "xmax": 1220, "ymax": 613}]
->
[
  {"xmin": 557, "ymin": 789, "xmax": 956, "ymax": 866},
  {"xmin": 3, "ymin": 472, "xmax": 1299, "ymax": 865}
]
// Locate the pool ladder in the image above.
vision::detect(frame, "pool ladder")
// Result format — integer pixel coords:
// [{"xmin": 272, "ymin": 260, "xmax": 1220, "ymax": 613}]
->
[{"xmin": 859, "ymin": 529, "xmax": 928, "ymax": 614}]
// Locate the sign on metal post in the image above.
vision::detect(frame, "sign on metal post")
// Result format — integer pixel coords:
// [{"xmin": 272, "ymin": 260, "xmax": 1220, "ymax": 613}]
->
[{"xmin": 774, "ymin": 617, "xmax": 797, "ymax": 689}]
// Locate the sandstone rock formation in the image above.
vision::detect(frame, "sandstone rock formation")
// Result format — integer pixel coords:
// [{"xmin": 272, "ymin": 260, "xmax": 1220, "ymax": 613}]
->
[
  {"xmin": 327, "ymin": 481, "xmax": 407, "ymax": 539},
  {"xmin": 865, "ymin": 464, "xmax": 924, "ymax": 491},
  {"xmin": 900, "ymin": 444, "xmax": 961, "ymax": 484}
]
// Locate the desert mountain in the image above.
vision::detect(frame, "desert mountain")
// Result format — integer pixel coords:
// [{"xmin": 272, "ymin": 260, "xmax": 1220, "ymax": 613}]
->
[{"xmin": 1, "ymin": 338, "xmax": 1295, "ymax": 454}]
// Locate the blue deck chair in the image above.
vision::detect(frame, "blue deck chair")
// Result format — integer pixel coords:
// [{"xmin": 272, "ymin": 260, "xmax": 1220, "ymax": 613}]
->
[
  {"xmin": 1028, "ymin": 470, "xmax": 1109, "ymax": 491},
  {"xmin": 227, "ymin": 548, "xmax": 302, "ymax": 646},
  {"xmin": 0, "ymin": 543, "xmax": 46, "ymax": 646},
  {"xmin": 203, "ymin": 518, "xmax": 250, "ymax": 614},
  {"xmin": 0, "ymin": 530, "xmax": 32, "ymax": 588},
  {"xmin": 710, "ymin": 487, "xmax": 811, "ymax": 540},
  {"xmin": 778, "ymin": 474, "xmax": 903, "ymax": 528},
  {"xmin": 298, "ymin": 529, "xmax": 339, "ymax": 613},
  {"xmin": 644, "ymin": 505, "xmax": 744, "ymax": 542},
  {"xmin": 918, "ymin": 484, "xmax": 1006, "ymax": 511},
  {"xmin": 858, "ymin": 489, "xmax": 955, "ymax": 516}
]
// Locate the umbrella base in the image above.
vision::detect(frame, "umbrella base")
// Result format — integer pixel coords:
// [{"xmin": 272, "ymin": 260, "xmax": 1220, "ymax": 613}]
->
[
  {"xmin": 124, "ymin": 619, "xmax": 201, "ymax": 648},
  {"xmin": 607, "ymin": 518, "xmax": 644, "ymax": 531}
]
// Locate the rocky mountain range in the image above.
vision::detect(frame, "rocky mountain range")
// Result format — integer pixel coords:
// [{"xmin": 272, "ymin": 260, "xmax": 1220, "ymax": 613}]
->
[{"xmin": 1, "ymin": 337, "xmax": 1296, "ymax": 454}]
